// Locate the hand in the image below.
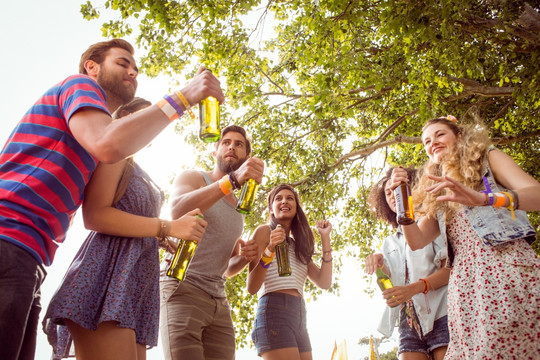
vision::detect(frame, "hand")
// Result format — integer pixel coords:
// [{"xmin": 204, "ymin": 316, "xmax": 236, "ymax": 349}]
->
[
  {"xmin": 365, "ymin": 253, "xmax": 384, "ymax": 275},
  {"xmin": 268, "ymin": 225, "xmax": 286, "ymax": 252},
  {"xmin": 382, "ymin": 284, "xmax": 419, "ymax": 307},
  {"xmin": 169, "ymin": 208, "xmax": 207, "ymax": 242},
  {"xmin": 178, "ymin": 67, "xmax": 225, "ymax": 106},
  {"xmin": 240, "ymin": 239, "xmax": 259, "ymax": 262},
  {"xmin": 233, "ymin": 157, "xmax": 265, "ymax": 185},
  {"xmin": 315, "ymin": 220, "xmax": 332, "ymax": 236},
  {"xmin": 426, "ymin": 175, "xmax": 486, "ymax": 206},
  {"xmin": 390, "ymin": 166, "xmax": 409, "ymax": 190}
]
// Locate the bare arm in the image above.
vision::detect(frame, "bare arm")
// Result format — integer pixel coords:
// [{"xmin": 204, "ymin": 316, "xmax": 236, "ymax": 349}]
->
[
  {"xmin": 306, "ymin": 220, "xmax": 333, "ymax": 290},
  {"xmin": 69, "ymin": 68, "xmax": 225, "ymax": 163},
  {"xmin": 170, "ymin": 170, "xmax": 228, "ymax": 219},
  {"xmin": 383, "ymin": 259, "xmax": 450, "ymax": 308},
  {"xmin": 224, "ymin": 238, "xmax": 259, "ymax": 278},
  {"xmin": 246, "ymin": 225, "xmax": 275, "ymax": 295},
  {"xmin": 489, "ymin": 149, "xmax": 540, "ymax": 211},
  {"xmin": 82, "ymin": 161, "xmax": 207, "ymax": 242}
]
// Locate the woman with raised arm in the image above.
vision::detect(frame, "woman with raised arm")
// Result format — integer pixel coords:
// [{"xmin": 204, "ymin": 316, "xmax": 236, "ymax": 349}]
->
[
  {"xmin": 43, "ymin": 98, "xmax": 207, "ymax": 360},
  {"xmin": 391, "ymin": 116, "xmax": 540, "ymax": 359},
  {"xmin": 365, "ymin": 167, "xmax": 450, "ymax": 360},
  {"xmin": 247, "ymin": 184, "xmax": 333, "ymax": 360}
]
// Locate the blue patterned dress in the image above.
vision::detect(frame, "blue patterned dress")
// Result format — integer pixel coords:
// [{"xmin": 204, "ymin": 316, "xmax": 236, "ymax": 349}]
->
[{"xmin": 43, "ymin": 162, "xmax": 164, "ymax": 358}]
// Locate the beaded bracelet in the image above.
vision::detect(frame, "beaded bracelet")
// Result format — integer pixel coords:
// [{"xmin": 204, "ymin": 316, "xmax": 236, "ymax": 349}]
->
[
  {"xmin": 228, "ymin": 172, "xmax": 241, "ymax": 191},
  {"xmin": 175, "ymin": 91, "xmax": 195, "ymax": 119}
]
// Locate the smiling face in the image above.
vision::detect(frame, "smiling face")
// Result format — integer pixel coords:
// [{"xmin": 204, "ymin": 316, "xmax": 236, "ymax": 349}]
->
[
  {"xmin": 422, "ymin": 122, "xmax": 459, "ymax": 164},
  {"xmin": 270, "ymin": 188, "xmax": 297, "ymax": 221}
]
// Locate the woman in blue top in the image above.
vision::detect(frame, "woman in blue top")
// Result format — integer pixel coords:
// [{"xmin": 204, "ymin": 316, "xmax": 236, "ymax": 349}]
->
[
  {"xmin": 365, "ymin": 167, "xmax": 450, "ymax": 360},
  {"xmin": 43, "ymin": 98, "xmax": 207, "ymax": 360},
  {"xmin": 247, "ymin": 184, "xmax": 333, "ymax": 360},
  {"xmin": 392, "ymin": 116, "xmax": 540, "ymax": 359}
]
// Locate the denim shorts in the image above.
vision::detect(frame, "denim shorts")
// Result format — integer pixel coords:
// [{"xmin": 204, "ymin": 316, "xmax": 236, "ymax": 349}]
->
[
  {"xmin": 398, "ymin": 306, "xmax": 449, "ymax": 356},
  {"xmin": 251, "ymin": 292, "xmax": 312, "ymax": 355}
]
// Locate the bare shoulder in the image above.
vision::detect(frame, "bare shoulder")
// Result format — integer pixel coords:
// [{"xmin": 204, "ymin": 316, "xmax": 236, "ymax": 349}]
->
[{"xmin": 172, "ymin": 169, "xmax": 206, "ymax": 189}]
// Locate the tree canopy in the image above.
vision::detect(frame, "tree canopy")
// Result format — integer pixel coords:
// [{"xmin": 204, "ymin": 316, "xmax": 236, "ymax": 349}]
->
[{"xmin": 82, "ymin": 0, "xmax": 540, "ymax": 345}]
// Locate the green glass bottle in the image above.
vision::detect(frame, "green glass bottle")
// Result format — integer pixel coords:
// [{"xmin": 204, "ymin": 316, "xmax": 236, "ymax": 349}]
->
[
  {"xmin": 199, "ymin": 96, "xmax": 220, "ymax": 143},
  {"xmin": 166, "ymin": 215, "xmax": 203, "ymax": 281},
  {"xmin": 275, "ymin": 241, "xmax": 291, "ymax": 277},
  {"xmin": 394, "ymin": 182, "xmax": 415, "ymax": 225},
  {"xmin": 375, "ymin": 267, "xmax": 393, "ymax": 291},
  {"xmin": 235, "ymin": 179, "xmax": 259, "ymax": 214}
]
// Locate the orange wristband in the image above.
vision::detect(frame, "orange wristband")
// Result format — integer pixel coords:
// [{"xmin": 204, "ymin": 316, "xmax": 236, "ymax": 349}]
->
[
  {"xmin": 218, "ymin": 175, "xmax": 233, "ymax": 195},
  {"xmin": 492, "ymin": 192, "xmax": 507, "ymax": 208}
]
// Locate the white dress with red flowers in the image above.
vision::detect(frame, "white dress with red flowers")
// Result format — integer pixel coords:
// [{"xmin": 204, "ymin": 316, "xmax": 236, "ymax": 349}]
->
[{"xmin": 444, "ymin": 209, "xmax": 540, "ymax": 360}]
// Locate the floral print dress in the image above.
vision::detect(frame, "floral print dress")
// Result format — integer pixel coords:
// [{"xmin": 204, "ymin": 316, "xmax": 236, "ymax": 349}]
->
[
  {"xmin": 445, "ymin": 209, "xmax": 540, "ymax": 360},
  {"xmin": 43, "ymin": 162, "xmax": 164, "ymax": 358}
]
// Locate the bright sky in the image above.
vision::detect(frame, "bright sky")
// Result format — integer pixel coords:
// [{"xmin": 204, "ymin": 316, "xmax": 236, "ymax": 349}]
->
[{"xmin": 0, "ymin": 1, "xmax": 398, "ymax": 358}]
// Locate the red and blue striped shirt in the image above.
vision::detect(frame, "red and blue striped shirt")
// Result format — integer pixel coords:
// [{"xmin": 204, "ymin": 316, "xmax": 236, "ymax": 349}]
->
[{"xmin": 0, "ymin": 75, "xmax": 109, "ymax": 265}]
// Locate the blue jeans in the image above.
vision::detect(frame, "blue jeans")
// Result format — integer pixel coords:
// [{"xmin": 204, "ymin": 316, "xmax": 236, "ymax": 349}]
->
[
  {"xmin": 0, "ymin": 240, "xmax": 46, "ymax": 360},
  {"xmin": 251, "ymin": 292, "xmax": 311, "ymax": 356},
  {"xmin": 398, "ymin": 306, "xmax": 449, "ymax": 356}
]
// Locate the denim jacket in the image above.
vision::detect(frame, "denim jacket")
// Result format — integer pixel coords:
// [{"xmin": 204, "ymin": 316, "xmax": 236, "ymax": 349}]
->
[
  {"xmin": 440, "ymin": 151, "xmax": 537, "ymax": 266},
  {"xmin": 377, "ymin": 227, "xmax": 448, "ymax": 337}
]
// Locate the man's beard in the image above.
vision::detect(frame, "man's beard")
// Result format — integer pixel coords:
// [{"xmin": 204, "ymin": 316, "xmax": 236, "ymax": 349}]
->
[
  {"xmin": 97, "ymin": 68, "xmax": 136, "ymax": 105},
  {"xmin": 217, "ymin": 155, "xmax": 245, "ymax": 173}
]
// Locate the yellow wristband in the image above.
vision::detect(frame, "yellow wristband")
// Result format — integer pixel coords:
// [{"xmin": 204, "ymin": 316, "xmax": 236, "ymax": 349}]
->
[
  {"xmin": 175, "ymin": 91, "xmax": 195, "ymax": 119},
  {"xmin": 502, "ymin": 191, "xmax": 515, "ymax": 220}
]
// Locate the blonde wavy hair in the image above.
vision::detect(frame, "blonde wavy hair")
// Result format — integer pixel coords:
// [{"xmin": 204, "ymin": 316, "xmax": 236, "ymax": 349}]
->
[{"xmin": 413, "ymin": 117, "xmax": 492, "ymax": 221}]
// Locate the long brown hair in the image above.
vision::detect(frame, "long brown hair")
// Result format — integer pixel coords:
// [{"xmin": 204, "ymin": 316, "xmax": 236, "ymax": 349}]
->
[
  {"xmin": 267, "ymin": 184, "xmax": 314, "ymax": 265},
  {"xmin": 368, "ymin": 167, "xmax": 418, "ymax": 229}
]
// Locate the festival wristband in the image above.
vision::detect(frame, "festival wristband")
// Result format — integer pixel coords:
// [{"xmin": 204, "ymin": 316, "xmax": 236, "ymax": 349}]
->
[
  {"xmin": 164, "ymin": 94, "xmax": 184, "ymax": 118},
  {"xmin": 218, "ymin": 175, "xmax": 233, "ymax": 195},
  {"xmin": 259, "ymin": 258, "xmax": 271, "ymax": 268},
  {"xmin": 175, "ymin": 91, "xmax": 195, "ymax": 119},
  {"xmin": 264, "ymin": 248, "xmax": 274, "ymax": 258},
  {"xmin": 156, "ymin": 98, "xmax": 179, "ymax": 122}
]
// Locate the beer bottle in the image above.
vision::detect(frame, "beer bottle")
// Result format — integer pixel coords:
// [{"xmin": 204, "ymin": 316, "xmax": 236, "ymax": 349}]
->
[
  {"xmin": 275, "ymin": 225, "xmax": 291, "ymax": 277},
  {"xmin": 167, "ymin": 215, "xmax": 203, "ymax": 281},
  {"xmin": 199, "ymin": 96, "xmax": 220, "ymax": 143},
  {"xmin": 375, "ymin": 267, "xmax": 393, "ymax": 292},
  {"xmin": 236, "ymin": 178, "xmax": 259, "ymax": 214},
  {"xmin": 394, "ymin": 182, "xmax": 415, "ymax": 225}
]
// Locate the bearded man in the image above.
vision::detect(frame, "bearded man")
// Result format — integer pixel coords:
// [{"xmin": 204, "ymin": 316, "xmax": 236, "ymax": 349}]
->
[
  {"xmin": 159, "ymin": 125, "xmax": 264, "ymax": 360},
  {"xmin": 0, "ymin": 38, "xmax": 224, "ymax": 360}
]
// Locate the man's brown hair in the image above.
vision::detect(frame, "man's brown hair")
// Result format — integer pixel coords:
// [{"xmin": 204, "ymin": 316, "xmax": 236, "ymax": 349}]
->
[{"xmin": 79, "ymin": 39, "xmax": 135, "ymax": 75}]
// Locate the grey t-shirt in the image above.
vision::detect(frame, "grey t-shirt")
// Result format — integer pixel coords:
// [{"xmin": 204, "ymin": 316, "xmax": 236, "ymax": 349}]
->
[{"xmin": 160, "ymin": 171, "xmax": 244, "ymax": 298}]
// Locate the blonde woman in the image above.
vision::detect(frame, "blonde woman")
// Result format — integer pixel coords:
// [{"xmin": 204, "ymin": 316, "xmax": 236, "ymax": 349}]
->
[{"xmin": 392, "ymin": 117, "xmax": 540, "ymax": 359}]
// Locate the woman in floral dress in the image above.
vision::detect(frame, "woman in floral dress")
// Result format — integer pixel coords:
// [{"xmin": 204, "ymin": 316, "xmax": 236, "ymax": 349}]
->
[{"xmin": 391, "ymin": 116, "xmax": 540, "ymax": 359}]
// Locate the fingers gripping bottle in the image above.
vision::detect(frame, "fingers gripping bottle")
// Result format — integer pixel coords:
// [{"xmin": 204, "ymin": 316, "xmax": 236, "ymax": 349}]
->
[
  {"xmin": 167, "ymin": 215, "xmax": 203, "ymax": 281},
  {"xmin": 375, "ymin": 267, "xmax": 393, "ymax": 292},
  {"xmin": 236, "ymin": 179, "xmax": 259, "ymax": 215},
  {"xmin": 275, "ymin": 225, "xmax": 291, "ymax": 277},
  {"xmin": 199, "ymin": 96, "xmax": 220, "ymax": 143},
  {"xmin": 394, "ymin": 182, "xmax": 415, "ymax": 225}
]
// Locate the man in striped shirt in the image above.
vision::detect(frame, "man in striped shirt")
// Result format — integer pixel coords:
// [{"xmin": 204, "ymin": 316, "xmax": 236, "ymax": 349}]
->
[{"xmin": 0, "ymin": 38, "xmax": 224, "ymax": 360}]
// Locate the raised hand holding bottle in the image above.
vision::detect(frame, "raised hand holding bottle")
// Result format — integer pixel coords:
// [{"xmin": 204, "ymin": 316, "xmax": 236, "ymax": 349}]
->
[{"xmin": 199, "ymin": 96, "xmax": 220, "ymax": 142}]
